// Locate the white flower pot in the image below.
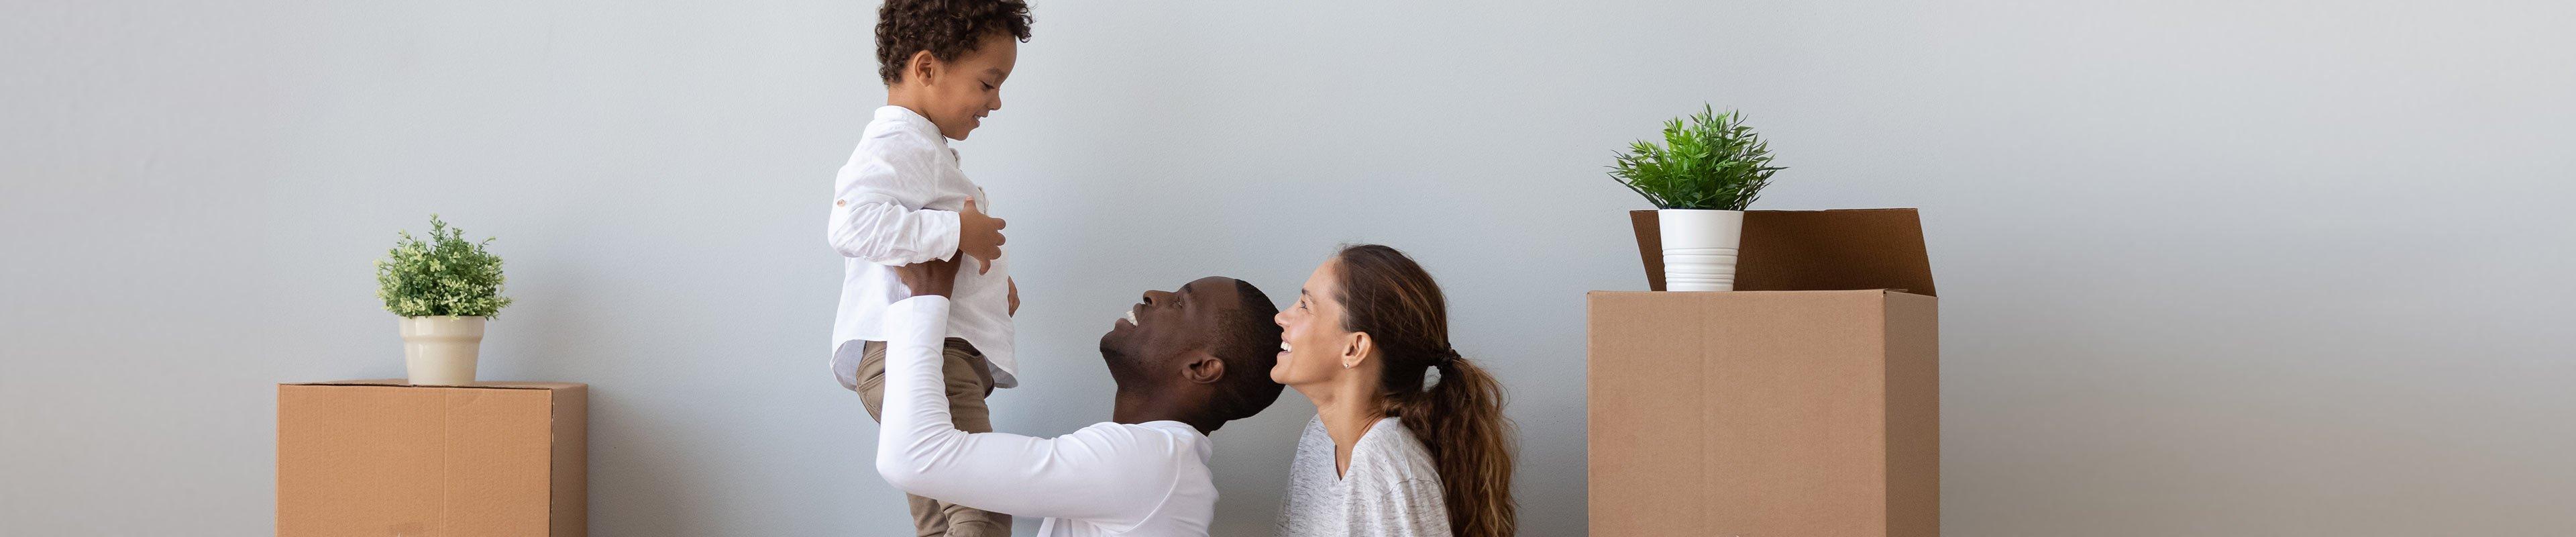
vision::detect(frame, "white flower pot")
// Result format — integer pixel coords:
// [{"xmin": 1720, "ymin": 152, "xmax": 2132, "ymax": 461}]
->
[
  {"xmin": 1657, "ymin": 209, "xmax": 1744, "ymax": 291},
  {"xmin": 399, "ymin": 315, "xmax": 487, "ymax": 385}
]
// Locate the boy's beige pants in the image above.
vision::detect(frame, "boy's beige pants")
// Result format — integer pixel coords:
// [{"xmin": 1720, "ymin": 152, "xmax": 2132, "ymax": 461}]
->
[{"xmin": 858, "ymin": 338, "xmax": 1010, "ymax": 537}]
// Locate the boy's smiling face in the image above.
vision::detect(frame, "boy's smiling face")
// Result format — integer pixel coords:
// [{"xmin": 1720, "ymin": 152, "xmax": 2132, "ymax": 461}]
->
[{"xmin": 894, "ymin": 32, "xmax": 1018, "ymax": 141}]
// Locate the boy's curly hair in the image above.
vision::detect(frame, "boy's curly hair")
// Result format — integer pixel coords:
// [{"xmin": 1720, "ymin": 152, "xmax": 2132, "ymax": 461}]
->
[{"xmin": 875, "ymin": 0, "xmax": 1033, "ymax": 84}]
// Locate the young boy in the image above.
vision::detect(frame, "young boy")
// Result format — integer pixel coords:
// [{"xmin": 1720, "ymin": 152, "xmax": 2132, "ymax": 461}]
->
[{"xmin": 827, "ymin": 1, "xmax": 1030, "ymax": 536}]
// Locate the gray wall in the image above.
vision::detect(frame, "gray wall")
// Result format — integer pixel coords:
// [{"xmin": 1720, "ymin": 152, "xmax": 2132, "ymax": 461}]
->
[{"xmin": 6, "ymin": 0, "xmax": 2573, "ymax": 535}]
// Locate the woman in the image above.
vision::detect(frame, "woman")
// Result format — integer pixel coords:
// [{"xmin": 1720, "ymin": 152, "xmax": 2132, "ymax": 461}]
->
[{"xmin": 1271, "ymin": 244, "xmax": 1517, "ymax": 537}]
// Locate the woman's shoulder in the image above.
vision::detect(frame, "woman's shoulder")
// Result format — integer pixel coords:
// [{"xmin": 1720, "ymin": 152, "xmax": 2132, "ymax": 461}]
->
[
  {"xmin": 1345, "ymin": 418, "xmax": 1452, "ymax": 534},
  {"xmin": 1351, "ymin": 417, "xmax": 1442, "ymax": 483}
]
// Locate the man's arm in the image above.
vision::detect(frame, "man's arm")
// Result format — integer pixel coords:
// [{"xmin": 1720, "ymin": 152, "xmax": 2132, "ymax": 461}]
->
[{"xmin": 873, "ymin": 268, "xmax": 1172, "ymax": 522}]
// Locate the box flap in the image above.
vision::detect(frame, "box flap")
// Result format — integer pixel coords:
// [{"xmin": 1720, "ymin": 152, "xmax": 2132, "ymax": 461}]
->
[
  {"xmin": 285, "ymin": 379, "xmax": 586, "ymax": 391},
  {"xmin": 1735, "ymin": 208, "xmax": 1937, "ymax": 296}
]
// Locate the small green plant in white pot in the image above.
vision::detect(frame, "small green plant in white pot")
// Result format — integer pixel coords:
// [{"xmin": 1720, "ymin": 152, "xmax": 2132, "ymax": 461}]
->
[
  {"xmin": 1610, "ymin": 105, "xmax": 1784, "ymax": 291},
  {"xmin": 376, "ymin": 215, "xmax": 513, "ymax": 385}
]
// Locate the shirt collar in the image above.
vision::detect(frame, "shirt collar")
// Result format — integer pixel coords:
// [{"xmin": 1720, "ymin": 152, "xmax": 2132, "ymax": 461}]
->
[
  {"xmin": 873, "ymin": 105, "xmax": 948, "ymax": 146},
  {"xmin": 1140, "ymin": 420, "xmax": 1216, "ymax": 462}
]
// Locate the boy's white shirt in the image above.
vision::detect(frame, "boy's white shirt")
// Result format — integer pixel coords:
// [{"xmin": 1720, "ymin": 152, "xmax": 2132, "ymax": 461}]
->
[
  {"xmin": 876, "ymin": 296, "xmax": 1219, "ymax": 537},
  {"xmin": 828, "ymin": 105, "xmax": 1018, "ymax": 389}
]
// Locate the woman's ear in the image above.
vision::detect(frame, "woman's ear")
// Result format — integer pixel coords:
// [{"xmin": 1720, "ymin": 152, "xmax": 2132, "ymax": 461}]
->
[
  {"xmin": 1341, "ymin": 332, "xmax": 1373, "ymax": 369},
  {"xmin": 1181, "ymin": 352, "xmax": 1225, "ymax": 384},
  {"xmin": 906, "ymin": 50, "xmax": 941, "ymax": 85}
]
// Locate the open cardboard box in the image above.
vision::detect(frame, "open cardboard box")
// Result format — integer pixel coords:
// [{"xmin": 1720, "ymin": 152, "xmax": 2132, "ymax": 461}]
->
[
  {"xmin": 277, "ymin": 380, "xmax": 586, "ymax": 536},
  {"xmin": 1593, "ymin": 208, "xmax": 1939, "ymax": 536},
  {"xmin": 1629, "ymin": 208, "xmax": 1935, "ymax": 295}
]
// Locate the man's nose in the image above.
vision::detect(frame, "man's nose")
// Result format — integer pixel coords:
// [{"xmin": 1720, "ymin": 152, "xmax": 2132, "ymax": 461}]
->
[{"xmin": 1142, "ymin": 290, "xmax": 1171, "ymax": 305}]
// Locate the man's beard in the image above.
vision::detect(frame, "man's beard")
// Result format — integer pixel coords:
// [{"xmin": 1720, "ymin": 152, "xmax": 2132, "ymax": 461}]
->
[{"xmin": 1098, "ymin": 335, "xmax": 1142, "ymax": 387}]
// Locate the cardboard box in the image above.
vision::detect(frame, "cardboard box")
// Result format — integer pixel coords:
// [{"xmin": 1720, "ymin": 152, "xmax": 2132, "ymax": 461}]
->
[
  {"xmin": 1629, "ymin": 208, "xmax": 1937, "ymax": 295},
  {"xmin": 278, "ymin": 380, "xmax": 586, "ymax": 536},
  {"xmin": 1591, "ymin": 209, "xmax": 1938, "ymax": 536}
]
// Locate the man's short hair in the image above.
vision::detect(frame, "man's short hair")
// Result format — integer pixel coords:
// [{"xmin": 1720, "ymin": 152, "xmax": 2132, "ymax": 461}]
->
[
  {"xmin": 1207, "ymin": 279, "xmax": 1286, "ymax": 422},
  {"xmin": 875, "ymin": 0, "xmax": 1033, "ymax": 83}
]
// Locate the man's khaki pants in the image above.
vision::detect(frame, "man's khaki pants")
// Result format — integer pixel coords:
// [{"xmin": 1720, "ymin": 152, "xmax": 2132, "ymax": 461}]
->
[{"xmin": 859, "ymin": 338, "xmax": 1010, "ymax": 537}]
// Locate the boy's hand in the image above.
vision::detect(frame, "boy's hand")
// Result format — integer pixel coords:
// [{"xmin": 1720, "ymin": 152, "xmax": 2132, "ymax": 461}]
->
[
  {"xmin": 957, "ymin": 197, "xmax": 1006, "ymax": 275},
  {"xmin": 897, "ymin": 256, "xmax": 964, "ymax": 299},
  {"xmin": 1007, "ymin": 277, "xmax": 1020, "ymax": 316}
]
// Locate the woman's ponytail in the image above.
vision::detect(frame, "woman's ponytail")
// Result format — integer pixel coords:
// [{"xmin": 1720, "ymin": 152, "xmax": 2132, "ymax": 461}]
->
[
  {"xmin": 1333, "ymin": 244, "xmax": 1517, "ymax": 537},
  {"xmin": 1405, "ymin": 355, "xmax": 1517, "ymax": 537}
]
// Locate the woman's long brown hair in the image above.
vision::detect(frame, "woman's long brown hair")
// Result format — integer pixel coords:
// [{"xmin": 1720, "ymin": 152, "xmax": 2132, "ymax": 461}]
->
[{"xmin": 1332, "ymin": 244, "xmax": 1517, "ymax": 537}]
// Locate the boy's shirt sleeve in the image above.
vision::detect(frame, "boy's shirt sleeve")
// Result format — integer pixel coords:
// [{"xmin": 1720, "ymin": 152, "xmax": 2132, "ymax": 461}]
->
[{"xmin": 827, "ymin": 142, "xmax": 961, "ymax": 264}]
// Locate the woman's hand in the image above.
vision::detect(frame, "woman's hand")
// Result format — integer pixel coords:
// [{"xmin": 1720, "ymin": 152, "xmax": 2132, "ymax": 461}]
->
[{"xmin": 898, "ymin": 256, "xmax": 964, "ymax": 299}]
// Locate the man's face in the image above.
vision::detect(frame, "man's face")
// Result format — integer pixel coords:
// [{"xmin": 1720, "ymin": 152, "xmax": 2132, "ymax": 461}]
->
[
  {"xmin": 1099, "ymin": 277, "xmax": 1243, "ymax": 386},
  {"xmin": 913, "ymin": 32, "xmax": 1016, "ymax": 141}
]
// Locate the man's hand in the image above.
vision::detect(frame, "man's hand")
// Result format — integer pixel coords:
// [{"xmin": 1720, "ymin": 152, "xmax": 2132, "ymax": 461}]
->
[
  {"xmin": 1007, "ymin": 277, "xmax": 1020, "ymax": 316},
  {"xmin": 957, "ymin": 197, "xmax": 1006, "ymax": 275},
  {"xmin": 898, "ymin": 256, "xmax": 964, "ymax": 299}
]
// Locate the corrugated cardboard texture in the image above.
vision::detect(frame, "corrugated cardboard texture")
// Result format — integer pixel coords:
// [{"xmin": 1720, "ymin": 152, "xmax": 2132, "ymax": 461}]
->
[
  {"xmin": 278, "ymin": 381, "xmax": 586, "ymax": 536},
  {"xmin": 1627, "ymin": 208, "xmax": 1935, "ymax": 296},
  {"xmin": 1588, "ymin": 291, "xmax": 1938, "ymax": 536}
]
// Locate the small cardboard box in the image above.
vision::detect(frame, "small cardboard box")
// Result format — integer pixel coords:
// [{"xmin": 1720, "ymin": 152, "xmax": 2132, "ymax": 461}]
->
[
  {"xmin": 278, "ymin": 380, "xmax": 587, "ymax": 537},
  {"xmin": 1590, "ymin": 209, "xmax": 1938, "ymax": 536}
]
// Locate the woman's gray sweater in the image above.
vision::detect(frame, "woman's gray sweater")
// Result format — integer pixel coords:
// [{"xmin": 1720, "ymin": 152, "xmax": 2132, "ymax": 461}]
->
[{"xmin": 1274, "ymin": 416, "xmax": 1452, "ymax": 537}]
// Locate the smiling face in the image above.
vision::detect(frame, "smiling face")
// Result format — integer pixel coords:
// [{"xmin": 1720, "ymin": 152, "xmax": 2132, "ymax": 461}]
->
[
  {"xmin": 1273, "ymin": 259, "xmax": 1360, "ymax": 387},
  {"xmin": 898, "ymin": 32, "xmax": 1017, "ymax": 141},
  {"xmin": 1093, "ymin": 277, "xmax": 1287, "ymax": 430},
  {"xmin": 1099, "ymin": 277, "xmax": 1244, "ymax": 387}
]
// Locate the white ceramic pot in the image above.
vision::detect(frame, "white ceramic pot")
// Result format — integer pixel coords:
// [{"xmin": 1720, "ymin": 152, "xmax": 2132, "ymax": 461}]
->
[
  {"xmin": 399, "ymin": 315, "xmax": 487, "ymax": 385},
  {"xmin": 1657, "ymin": 209, "xmax": 1744, "ymax": 291}
]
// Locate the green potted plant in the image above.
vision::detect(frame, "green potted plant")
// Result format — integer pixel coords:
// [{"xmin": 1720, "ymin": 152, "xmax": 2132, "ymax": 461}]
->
[
  {"xmin": 376, "ymin": 215, "xmax": 513, "ymax": 385},
  {"xmin": 1609, "ymin": 105, "xmax": 1784, "ymax": 291}
]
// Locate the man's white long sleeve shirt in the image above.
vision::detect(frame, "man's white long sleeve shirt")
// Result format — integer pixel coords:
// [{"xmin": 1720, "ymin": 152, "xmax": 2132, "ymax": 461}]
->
[
  {"xmin": 828, "ymin": 105, "xmax": 1016, "ymax": 389},
  {"xmin": 875, "ymin": 296, "xmax": 1218, "ymax": 537}
]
